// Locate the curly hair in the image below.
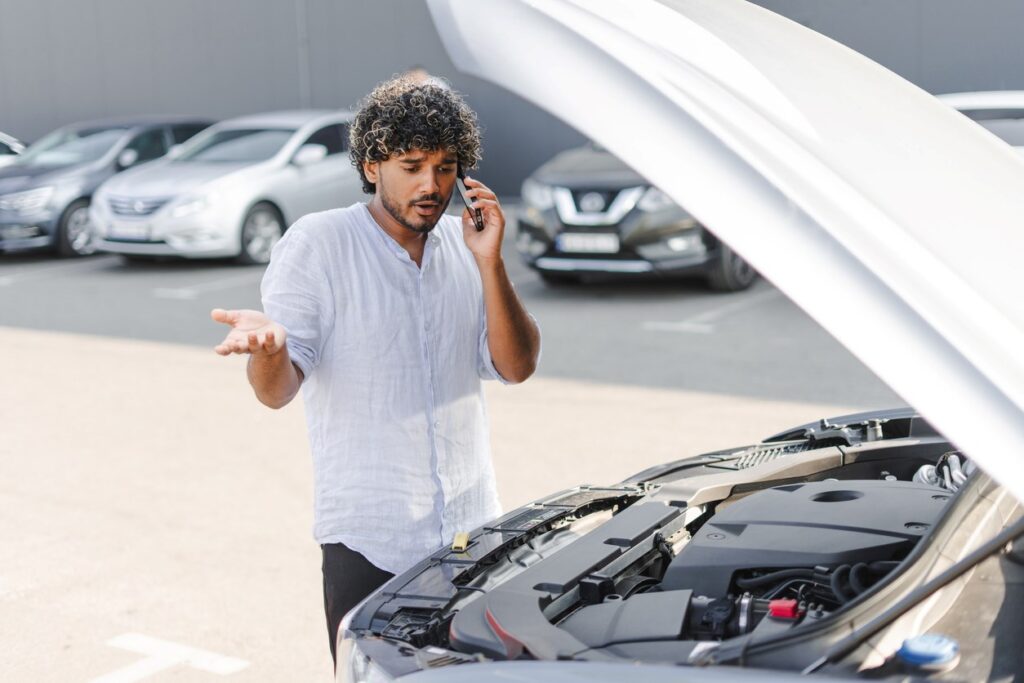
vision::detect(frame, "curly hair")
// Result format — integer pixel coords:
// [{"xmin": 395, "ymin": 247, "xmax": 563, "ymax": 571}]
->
[{"xmin": 349, "ymin": 75, "xmax": 483, "ymax": 194}]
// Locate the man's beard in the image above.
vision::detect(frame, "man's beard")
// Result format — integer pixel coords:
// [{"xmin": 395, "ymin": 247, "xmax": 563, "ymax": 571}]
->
[{"xmin": 379, "ymin": 181, "xmax": 451, "ymax": 235}]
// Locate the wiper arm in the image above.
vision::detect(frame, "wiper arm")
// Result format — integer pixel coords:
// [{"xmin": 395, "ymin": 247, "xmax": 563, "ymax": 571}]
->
[{"xmin": 802, "ymin": 516, "xmax": 1024, "ymax": 674}]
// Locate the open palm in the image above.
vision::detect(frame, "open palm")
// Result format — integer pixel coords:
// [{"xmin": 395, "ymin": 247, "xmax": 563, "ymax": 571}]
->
[{"xmin": 211, "ymin": 308, "xmax": 286, "ymax": 356}]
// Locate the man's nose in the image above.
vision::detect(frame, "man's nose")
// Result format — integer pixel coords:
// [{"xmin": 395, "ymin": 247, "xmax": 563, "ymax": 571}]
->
[{"xmin": 418, "ymin": 169, "xmax": 441, "ymax": 195}]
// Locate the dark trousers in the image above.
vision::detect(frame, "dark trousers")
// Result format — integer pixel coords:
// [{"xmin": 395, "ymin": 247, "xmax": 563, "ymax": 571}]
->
[{"xmin": 322, "ymin": 543, "xmax": 394, "ymax": 665}]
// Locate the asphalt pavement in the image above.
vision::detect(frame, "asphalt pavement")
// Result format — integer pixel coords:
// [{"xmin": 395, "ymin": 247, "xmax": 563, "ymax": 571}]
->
[{"xmin": 0, "ymin": 206, "xmax": 900, "ymax": 406}]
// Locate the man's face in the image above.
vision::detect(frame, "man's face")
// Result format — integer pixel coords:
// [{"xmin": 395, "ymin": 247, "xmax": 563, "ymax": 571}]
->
[{"xmin": 365, "ymin": 148, "xmax": 458, "ymax": 234}]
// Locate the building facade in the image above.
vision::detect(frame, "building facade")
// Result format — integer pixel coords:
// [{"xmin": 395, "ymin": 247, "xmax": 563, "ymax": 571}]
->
[{"xmin": 1, "ymin": 0, "xmax": 1021, "ymax": 194}]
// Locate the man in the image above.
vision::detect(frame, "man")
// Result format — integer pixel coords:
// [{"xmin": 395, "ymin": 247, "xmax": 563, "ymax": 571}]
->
[{"xmin": 210, "ymin": 75, "xmax": 541, "ymax": 665}]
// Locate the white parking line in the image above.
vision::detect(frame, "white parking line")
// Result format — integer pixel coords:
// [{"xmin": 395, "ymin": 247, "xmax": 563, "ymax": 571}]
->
[
  {"xmin": 152, "ymin": 271, "xmax": 265, "ymax": 300},
  {"xmin": 0, "ymin": 256, "xmax": 119, "ymax": 286},
  {"xmin": 643, "ymin": 288, "xmax": 780, "ymax": 334},
  {"xmin": 89, "ymin": 633, "xmax": 249, "ymax": 683}
]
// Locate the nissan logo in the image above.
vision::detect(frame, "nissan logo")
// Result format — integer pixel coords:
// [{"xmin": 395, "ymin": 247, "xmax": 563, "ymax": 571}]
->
[
  {"xmin": 133, "ymin": 200, "xmax": 147, "ymax": 214},
  {"xmin": 579, "ymin": 192, "xmax": 606, "ymax": 213}
]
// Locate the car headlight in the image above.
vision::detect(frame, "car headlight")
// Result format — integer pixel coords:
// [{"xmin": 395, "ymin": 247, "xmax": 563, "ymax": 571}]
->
[
  {"xmin": 338, "ymin": 640, "xmax": 395, "ymax": 683},
  {"xmin": 521, "ymin": 178, "xmax": 554, "ymax": 210},
  {"xmin": 637, "ymin": 186, "xmax": 676, "ymax": 213},
  {"xmin": 169, "ymin": 194, "xmax": 214, "ymax": 219},
  {"xmin": 0, "ymin": 186, "xmax": 55, "ymax": 214}
]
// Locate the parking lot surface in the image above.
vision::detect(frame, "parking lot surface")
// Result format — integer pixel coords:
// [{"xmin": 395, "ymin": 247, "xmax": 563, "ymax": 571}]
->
[{"xmin": 1, "ymin": 208, "xmax": 899, "ymax": 681}]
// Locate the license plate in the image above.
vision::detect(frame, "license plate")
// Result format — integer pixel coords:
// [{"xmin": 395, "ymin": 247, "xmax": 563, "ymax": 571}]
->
[
  {"xmin": 556, "ymin": 232, "xmax": 620, "ymax": 254},
  {"xmin": 108, "ymin": 221, "xmax": 150, "ymax": 241}
]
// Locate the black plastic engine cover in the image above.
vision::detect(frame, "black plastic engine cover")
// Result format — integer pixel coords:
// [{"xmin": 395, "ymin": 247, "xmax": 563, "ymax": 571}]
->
[{"xmin": 661, "ymin": 480, "xmax": 948, "ymax": 596}]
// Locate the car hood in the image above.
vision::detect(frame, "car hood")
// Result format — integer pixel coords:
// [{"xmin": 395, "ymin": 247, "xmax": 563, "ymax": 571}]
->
[
  {"xmin": 427, "ymin": 0, "xmax": 1024, "ymax": 502},
  {"xmin": 533, "ymin": 145, "xmax": 647, "ymax": 188},
  {"xmin": 0, "ymin": 162, "xmax": 92, "ymax": 194},
  {"xmin": 101, "ymin": 159, "xmax": 253, "ymax": 198}
]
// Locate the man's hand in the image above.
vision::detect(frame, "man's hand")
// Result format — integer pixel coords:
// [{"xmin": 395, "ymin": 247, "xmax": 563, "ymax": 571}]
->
[
  {"xmin": 211, "ymin": 308, "xmax": 287, "ymax": 356},
  {"xmin": 460, "ymin": 176, "xmax": 505, "ymax": 262}
]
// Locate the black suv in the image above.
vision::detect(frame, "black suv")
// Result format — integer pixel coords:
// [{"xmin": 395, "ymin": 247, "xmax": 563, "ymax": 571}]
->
[{"xmin": 515, "ymin": 143, "xmax": 756, "ymax": 291}]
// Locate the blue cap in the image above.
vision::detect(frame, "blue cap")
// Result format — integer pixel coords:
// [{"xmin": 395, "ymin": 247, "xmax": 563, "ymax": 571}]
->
[{"xmin": 897, "ymin": 634, "xmax": 960, "ymax": 668}]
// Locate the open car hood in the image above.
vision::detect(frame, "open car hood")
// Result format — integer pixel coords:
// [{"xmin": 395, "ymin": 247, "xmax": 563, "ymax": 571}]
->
[{"xmin": 427, "ymin": 0, "xmax": 1024, "ymax": 502}]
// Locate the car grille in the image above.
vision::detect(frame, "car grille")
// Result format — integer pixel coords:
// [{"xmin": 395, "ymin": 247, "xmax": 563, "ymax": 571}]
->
[{"xmin": 108, "ymin": 195, "xmax": 171, "ymax": 217}]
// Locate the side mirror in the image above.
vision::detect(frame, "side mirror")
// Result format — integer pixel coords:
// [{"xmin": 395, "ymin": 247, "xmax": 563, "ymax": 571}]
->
[
  {"xmin": 117, "ymin": 148, "xmax": 139, "ymax": 169},
  {"xmin": 292, "ymin": 144, "xmax": 328, "ymax": 167},
  {"xmin": 167, "ymin": 144, "xmax": 184, "ymax": 160}
]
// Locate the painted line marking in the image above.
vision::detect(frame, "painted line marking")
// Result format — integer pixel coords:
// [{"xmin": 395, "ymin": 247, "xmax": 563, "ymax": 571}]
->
[
  {"xmin": 89, "ymin": 633, "xmax": 249, "ymax": 682},
  {"xmin": 0, "ymin": 256, "xmax": 119, "ymax": 286},
  {"xmin": 643, "ymin": 288, "xmax": 780, "ymax": 334},
  {"xmin": 152, "ymin": 271, "xmax": 264, "ymax": 300}
]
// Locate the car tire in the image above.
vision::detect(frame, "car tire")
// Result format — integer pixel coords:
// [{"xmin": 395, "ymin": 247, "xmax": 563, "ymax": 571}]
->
[
  {"xmin": 706, "ymin": 244, "xmax": 757, "ymax": 292},
  {"xmin": 237, "ymin": 202, "xmax": 284, "ymax": 265},
  {"xmin": 56, "ymin": 199, "xmax": 97, "ymax": 258},
  {"xmin": 539, "ymin": 271, "xmax": 580, "ymax": 285}
]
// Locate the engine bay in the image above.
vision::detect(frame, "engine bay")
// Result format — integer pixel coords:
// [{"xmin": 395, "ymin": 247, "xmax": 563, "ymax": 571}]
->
[
  {"xmin": 348, "ymin": 417, "xmax": 982, "ymax": 675},
  {"xmin": 552, "ymin": 479, "xmax": 949, "ymax": 656}
]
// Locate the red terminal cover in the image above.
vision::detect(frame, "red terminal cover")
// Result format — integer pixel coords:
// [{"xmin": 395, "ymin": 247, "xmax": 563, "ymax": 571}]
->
[{"xmin": 768, "ymin": 598, "xmax": 802, "ymax": 619}]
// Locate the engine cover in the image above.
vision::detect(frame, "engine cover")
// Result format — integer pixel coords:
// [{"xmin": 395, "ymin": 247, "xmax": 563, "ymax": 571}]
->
[{"xmin": 661, "ymin": 480, "xmax": 948, "ymax": 596}]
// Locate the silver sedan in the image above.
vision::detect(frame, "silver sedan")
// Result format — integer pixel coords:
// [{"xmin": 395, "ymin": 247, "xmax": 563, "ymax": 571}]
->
[{"xmin": 91, "ymin": 110, "xmax": 362, "ymax": 263}]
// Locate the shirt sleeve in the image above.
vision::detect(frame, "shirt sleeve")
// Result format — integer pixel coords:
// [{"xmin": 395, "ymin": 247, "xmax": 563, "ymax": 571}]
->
[
  {"xmin": 260, "ymin": 219, "xmax": 333, "ymax": 380},
  {"xmin": 477, "ymin": 306, "xmax": 541, "ymax": 385}
]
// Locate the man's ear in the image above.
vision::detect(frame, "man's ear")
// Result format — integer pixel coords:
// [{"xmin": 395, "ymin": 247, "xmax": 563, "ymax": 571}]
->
[{"xmin": 363, "ymin": 160, "xmax": 379, "ymax": 184}]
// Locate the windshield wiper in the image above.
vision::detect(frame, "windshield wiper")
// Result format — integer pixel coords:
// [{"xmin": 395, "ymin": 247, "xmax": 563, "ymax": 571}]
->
[{"xmin": 802, "ymin": 516, "xmax": 1024, "ymax": 674}]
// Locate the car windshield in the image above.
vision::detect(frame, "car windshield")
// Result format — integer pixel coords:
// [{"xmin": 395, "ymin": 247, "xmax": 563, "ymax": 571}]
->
[
  {"xmin": 175, "ymin": 128, "xmax": 296, "ymax": 163},
  {"xmin": 17, "ymin": 127, "xmax": 127, "ymax": 166}
]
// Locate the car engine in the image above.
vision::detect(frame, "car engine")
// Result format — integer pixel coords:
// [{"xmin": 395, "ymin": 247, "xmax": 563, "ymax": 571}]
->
[
  {"xmin": 348, "ymin": 429, "xmax": 971, "ymax": 674},
  {"xmin": 445, "ymin": 476, "xmax": 952, "ymax": 661},
  {"xmin": 551, "ymin": 479, "xmax": 949, "ymax": 654}
]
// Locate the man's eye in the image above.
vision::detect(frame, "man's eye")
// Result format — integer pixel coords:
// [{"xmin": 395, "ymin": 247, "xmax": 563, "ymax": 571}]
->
[
  {"xmin": 440, "ymin": 166, "xmax": 455, "ymax": 174},
  {"xmin": 403, "ymin": 166, "xmax": 419, "ymax": 173}
]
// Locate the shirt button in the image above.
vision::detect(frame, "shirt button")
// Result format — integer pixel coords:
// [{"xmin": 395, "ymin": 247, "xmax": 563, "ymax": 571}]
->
[{"xmin": 434, "ymin": 421, "xmax": 441, "ymax": 428}]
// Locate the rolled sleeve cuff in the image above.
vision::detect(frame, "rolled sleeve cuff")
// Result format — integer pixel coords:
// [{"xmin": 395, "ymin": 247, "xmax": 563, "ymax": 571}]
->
[
  {"xmin": 478, "ymin": 313, "xmax": 540, "ymax": 385},
  {"xmin": 285, "ymin": 333, "xmax": 316, "ymax": 381}
]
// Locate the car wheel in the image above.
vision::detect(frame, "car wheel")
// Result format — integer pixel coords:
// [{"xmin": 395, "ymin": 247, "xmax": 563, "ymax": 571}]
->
[
  {"xmin": 237, "ymin": 202, "xmax": 284, "ymax": 265},
  {"xmin": 539, "ymin": 270, "xmax": 580, "ymax": 285},
  {"xmin": 56, "ymin": 199, "xmax": 97, "ymax": 257},
  {"xmin": 706, "ymin": 244, "xmax": 756, "ymax": 292}
]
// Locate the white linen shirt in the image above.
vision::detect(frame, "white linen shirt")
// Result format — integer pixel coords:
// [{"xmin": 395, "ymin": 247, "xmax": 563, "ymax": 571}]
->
[{"xmin": 261, "ymin": 203, "xmax": 507, "ymax": 574}]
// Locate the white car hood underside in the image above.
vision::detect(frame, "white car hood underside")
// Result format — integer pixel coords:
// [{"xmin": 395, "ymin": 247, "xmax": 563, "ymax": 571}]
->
[{"xmin": 428, "ymin": 0, "xmax": 1024, "ymax": 501}]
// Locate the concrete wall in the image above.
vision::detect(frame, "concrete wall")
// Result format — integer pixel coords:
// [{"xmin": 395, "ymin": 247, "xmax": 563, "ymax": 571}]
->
[{"xmin": 1, "ymin": 0, "xmax": 1021, "ymax": 194}]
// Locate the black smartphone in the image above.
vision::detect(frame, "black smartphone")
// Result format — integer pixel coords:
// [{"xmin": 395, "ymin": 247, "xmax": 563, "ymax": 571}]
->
[{"xmin": 456, "ymin": 167, "xmax": 485, "ymax": 231}]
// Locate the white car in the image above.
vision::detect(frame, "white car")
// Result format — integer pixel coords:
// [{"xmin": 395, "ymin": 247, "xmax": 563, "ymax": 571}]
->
[
  {"xmin": 938, "ymin": 90, "xmax": 1024, "ymax": 153},
  {"xmin": 338, "ymin": 1, "xmax": 1024, "ymax": 682},
  {"xmin": 91, "ymin": 110, "xmax": 361, "ymax": 263},
  {"xmin": 0, "ymin": 131, "xmax": 25, "ymax": 168}
]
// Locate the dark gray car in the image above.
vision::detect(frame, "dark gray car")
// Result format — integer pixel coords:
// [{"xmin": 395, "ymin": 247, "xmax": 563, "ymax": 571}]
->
[
  {"xmin": 516, "ymin": 143, "xmax": 756, "ymax": 291},
  {"xmin": 0, "ymin": 116, "xmax": 212, "ymax": 257}
]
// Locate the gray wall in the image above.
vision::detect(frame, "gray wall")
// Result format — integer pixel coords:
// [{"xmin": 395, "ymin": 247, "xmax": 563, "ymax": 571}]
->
[
  {"xmin": 755, "ymin": 0, "xmax": 1024, "ymax": 93},
  {"xmin": 1, "ymin": 0, "xmax": 1022, "ymax": 194}
]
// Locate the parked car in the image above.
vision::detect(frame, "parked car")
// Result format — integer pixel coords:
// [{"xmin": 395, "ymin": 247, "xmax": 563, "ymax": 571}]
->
[
  {"xmin": 91, "ymin": 110, "xmax": 361, "ymax": 264},
  {"xmin": 0, "ymin": 117, "xmax": 211, "ymax": 256},
  {"xmin": 517, "ymin": 143, "xmax": 756, "ymax": 290},
  {"xmin": 938, "ymin": 90, "xmax": 1024, "ymax": 152},
  {"xmin": 336, "ymin": 1, "xmax": 1024, "ymax": 682},
  {"xmin": 0, "ymin": 131, "xmax": 25, "ymax": 168}
]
